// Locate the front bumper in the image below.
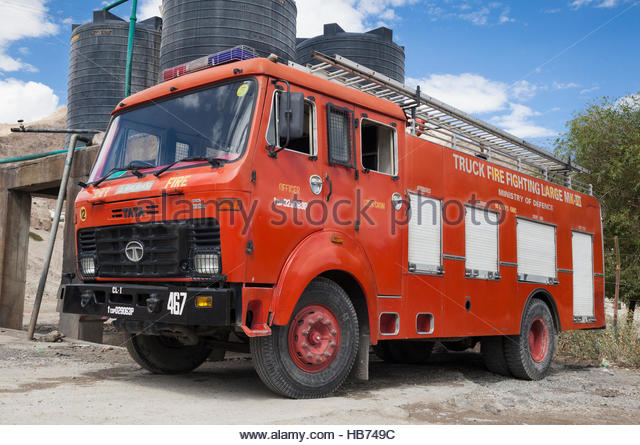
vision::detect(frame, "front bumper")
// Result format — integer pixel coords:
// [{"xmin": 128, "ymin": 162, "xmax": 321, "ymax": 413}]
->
[{"xmin": 62, "ymin": 283, "xmax": 232, "ymax": 326}]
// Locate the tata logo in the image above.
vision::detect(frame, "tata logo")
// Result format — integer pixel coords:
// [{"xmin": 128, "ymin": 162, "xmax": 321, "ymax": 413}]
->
[
  {"xmin": 120, "ymin": 207, "xmax": 146, "ymax": 218},
  {"xmin": 125, "ymin": 241, "xmax": 144, "ymax": 262},
  {"xmin": 112, "ymin": 205, "xmax": 159, "ymax": 219}
]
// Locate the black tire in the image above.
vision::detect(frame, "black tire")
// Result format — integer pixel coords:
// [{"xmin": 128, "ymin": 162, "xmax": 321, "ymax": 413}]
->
[
  {"xmin": 125, "ymin": 334, "xmax": 212, "ymax": 374},
  {"xmin": 481, "ymin": 336, "xmax": 511, "ymax": 376},
  {"xmin": 250, "ymin": 278, "xmax": 359, "ymax": 399},
  {"xmin": 504, "ymin": 299, "xmax": 557, "ymax": 380},
  {"xmin": 374, "ymin": 340, "xmax": 434, "ymax": 364}
]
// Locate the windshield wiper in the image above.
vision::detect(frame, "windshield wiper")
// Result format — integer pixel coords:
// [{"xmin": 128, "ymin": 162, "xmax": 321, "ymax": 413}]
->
[
  {"xmin": 154, "ymin": 156, "xmax": 227, "ymax": 178},
  {"xmin": 92, "ymin": 160, "xmax": 153, "ymax": 188}
]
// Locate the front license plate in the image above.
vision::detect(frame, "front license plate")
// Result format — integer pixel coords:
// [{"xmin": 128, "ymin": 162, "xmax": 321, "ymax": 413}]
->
[{"xmin": 167, "ymin": 290, "xmax": 188, "ymax": 316}]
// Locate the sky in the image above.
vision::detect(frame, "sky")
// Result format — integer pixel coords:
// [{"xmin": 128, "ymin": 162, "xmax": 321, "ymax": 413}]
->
[{"xmin": 0, "ymin": 0, "xmax": 638, "ymax": 148}]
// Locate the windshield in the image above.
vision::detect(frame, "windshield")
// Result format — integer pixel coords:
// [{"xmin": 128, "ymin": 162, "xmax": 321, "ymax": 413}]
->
[{"xmin": 89, "ymin": 79, "xmax": 258, "ymax": 182}]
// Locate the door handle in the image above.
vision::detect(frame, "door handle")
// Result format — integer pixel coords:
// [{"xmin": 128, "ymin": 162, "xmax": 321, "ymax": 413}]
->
[{"xmin": 325, "ymin": 173, "xmax": 333, "ymax": 202}]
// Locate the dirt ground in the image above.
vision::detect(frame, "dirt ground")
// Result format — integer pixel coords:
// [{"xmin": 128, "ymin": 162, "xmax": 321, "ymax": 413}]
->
[{"xmin": 0, "ymin": 329, "xmax": 638, "ymax": 425}]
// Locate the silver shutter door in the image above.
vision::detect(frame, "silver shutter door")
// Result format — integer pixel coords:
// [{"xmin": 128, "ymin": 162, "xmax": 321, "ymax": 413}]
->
[
  {"xmin": 517, "ymin": 219, "xmax": 557, "ymax": 282},
  {"xmin": 572, "ymin": 232, "xmax": 594, "ymax": 318},
  {"xmin": 465, "ymin": 207, "xmax": 499, "ymax": 273},
  {"xmin": 408, "ymin": 193, "xmax": 441, "ymax": 272}
]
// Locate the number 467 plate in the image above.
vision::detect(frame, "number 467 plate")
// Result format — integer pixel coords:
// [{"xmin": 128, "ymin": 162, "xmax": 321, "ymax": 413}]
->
[{"xmin": 167, "ymin": 291, "xmax": 187, "ymax": 316}]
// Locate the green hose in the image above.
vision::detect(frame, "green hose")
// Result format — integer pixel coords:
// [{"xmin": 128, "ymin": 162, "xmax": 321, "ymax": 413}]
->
[
  {"xmin": 101, "ymin": 0, "xmax": 138, "ymax": 97},
  {"xmin": 125, "ymin": 0, "xmax": 138, "ymax": 97},
  {"xmin": 103, "ymin": 0, "xmax": 129, "ymax": 11},
  {"xmin": 0, "ymin": 147, "xmax": 87, "ymax": 165}
]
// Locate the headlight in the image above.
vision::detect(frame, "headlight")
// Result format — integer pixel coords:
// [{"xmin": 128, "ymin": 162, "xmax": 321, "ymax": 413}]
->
[
  {"xmin": 193, "ymin": 252, "xmax": 220, "ymax": 275},
  {"xmin": 80, "ymin": 256, "xmax": 96, "ymax": 276}
]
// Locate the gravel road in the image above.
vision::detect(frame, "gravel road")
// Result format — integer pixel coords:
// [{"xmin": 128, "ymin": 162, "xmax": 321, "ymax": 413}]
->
[{"xmin": 0, "ymin": 328, "xmax": 638, "ymax": 425}]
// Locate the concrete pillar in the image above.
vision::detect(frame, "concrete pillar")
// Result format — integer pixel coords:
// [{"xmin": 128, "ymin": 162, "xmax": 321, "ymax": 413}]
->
[
  {"xmin": 57, "ymin": 148, "xmax": 103, "ymax": 343},
  {"xmin": 0, "ymin": 190, "xmax": 32, "ymax": 329}
]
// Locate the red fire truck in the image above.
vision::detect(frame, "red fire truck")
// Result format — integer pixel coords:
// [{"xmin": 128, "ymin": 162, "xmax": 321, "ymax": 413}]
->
[{"xmin": 62, "ymin": 47, "xmax": 604, "ymax": 398}]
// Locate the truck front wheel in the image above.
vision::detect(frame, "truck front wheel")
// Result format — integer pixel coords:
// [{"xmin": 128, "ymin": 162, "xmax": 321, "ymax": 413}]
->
[
  {"xmin": 125, "ymin": 334, "xmax": 212, "ymax": 374},
  {"xmin": 250, "ymin": 278, "xmax": 359, "ymax": 399}
]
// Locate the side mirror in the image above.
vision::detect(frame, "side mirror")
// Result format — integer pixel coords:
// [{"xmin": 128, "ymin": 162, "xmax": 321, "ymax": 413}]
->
[{"xmin": 278, "ymin": 92, "xmax": 305, "ymax": 142}]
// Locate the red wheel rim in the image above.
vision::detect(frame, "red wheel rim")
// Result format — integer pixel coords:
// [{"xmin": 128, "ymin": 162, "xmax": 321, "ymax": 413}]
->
[
  {"xmin": 528, "ymin": 317, "xmax": 549, "ymax": 362},
  {"xmin": 288, "ymin": 304, "xmax": 341, "ymax": 373}
]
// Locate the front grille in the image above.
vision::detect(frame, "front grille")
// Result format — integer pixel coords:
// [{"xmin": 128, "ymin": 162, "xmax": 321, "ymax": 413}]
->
[
  {"xmin": 78, "ymin": 230, "xmax": 96, "ymax": 255},
  {"xmin": 190, "ymin": 222, "xmax": 221, "ymax": 249},
  {"xmin": 77, "ymin": 219, "xmax": 220, "ymax": 279}
]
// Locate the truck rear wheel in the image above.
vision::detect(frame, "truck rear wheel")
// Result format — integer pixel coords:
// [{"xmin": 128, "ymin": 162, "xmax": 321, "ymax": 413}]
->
[
  {"xmin": 504, "ymin": 299, "xmax": 556, "ymax": 380},
  {"xmin": 374, "ymin": 340, "xmax": 434, "ymax": 364},
  {"xmin": 250, "ymin": 278, "xmax": 359, "ymax": 399},
  {"xmin": 125, "ymin": 334, "xmax": 212, "ymax": 374}
]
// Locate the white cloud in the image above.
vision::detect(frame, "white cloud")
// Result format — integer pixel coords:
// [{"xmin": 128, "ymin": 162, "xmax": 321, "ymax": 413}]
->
[
  {"xmin": 407, "ymin": 73, "xmax": 556, "ymax": 137},
  {"xmin": 498, "ymin": 7, "xmax": 515, "ymax": 24},
  {"xmin": 571, "ymin": 0, "xmax": 620, "ymax": 8},
  {"xmin": 0, "ymin": 78, "xmax": 59, "ymax": 123},
  {"xmin": 296, "ymin": 0, "xmax": 367, "ymax": 36},
  {"xmin": 553, "ymin": 81, "xmax": 580, "ymax": 90},
  {"xmin": 0, "ymin": 0, "xmax": 59, "ymax": 72},
  {"xmin": 615, "ymin": 94, "xmax": 639, "ymax": 109},
  {"xmin": 137, "ymin": 0, "xmax": 417, "ymax": 37},
  {"xmin": 459, "ymin": 7, "xmax": 490, "ymax": 25},
  {"xmin": 406, "ymin": 73, "xmax": 510, "ymax": 114},
  {"xmin": 491, "ymin": 103, "xmax": 557, "ymax": 138},
  {"xmin": 510, "ymin": 80, "xmax": 538, "ymax": 101},
  {"xmin": 296, "ymin": 0, "xmax": 418, "ymax": 37},
  {"xmin": 580, "ymin": 86, "xmax": 600, "ymax": 95},
  {"xmin": 138, "ymin": 0, "xmax": 163, "ymax": 20},
  {"xmin": 424, "ymin": 1, "xmax": 516, "ymax": 26}
]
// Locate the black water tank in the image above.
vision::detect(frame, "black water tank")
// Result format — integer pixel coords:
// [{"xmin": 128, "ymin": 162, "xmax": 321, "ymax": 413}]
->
[
  {"xmin": 296, "ymin": 23, "xmax": 405, "ymax": 83},
  {"xmin": 67, "ymin": 10, "xmax": 162, "ymax": 132},
  {"xmin": 159, "ymin": 0, "xmax": 297, "ymax": 72}
]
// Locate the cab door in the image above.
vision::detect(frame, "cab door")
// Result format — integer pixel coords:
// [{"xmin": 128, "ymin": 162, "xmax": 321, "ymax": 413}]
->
[
  {"xmin": 245, "ymin": 82, "xmax": 322, "ymax": 284},
  {"xmin": 353, "ymin": 108, "xmax": 404, "ymax": 296},
  {"xmin": 320, "ymin": 99, "xmax": 358, "ymax": 238}
]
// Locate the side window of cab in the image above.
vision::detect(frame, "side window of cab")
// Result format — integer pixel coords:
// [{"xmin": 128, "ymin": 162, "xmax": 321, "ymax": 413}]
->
[{"xmin": 266, "ymin": 90, "xmax": 317, "ymax": 156}]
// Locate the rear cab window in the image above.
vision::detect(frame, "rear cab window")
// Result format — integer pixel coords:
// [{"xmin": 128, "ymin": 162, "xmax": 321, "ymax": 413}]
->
[{"xmin": 360, "ymin": 118, "xmax": 397, "ymax": 176}]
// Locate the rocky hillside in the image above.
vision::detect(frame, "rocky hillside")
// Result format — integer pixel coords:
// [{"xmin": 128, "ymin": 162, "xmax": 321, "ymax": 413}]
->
[{"xmin": 0, "ymin": 106, "xmax": 67, "ymax": 160}]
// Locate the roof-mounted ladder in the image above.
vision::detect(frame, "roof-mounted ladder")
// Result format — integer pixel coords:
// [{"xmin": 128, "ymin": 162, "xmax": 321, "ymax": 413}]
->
[{"xmin": 290, "ymin": 52, "xmax": 592, "ymax": 195}]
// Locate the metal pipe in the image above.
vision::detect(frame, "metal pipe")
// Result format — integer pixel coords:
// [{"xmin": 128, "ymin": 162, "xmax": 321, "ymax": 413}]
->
[
  {"xmin": 614, "ymin": 236, "xmax": 621, "ymax": 339},
  {"xmin": 103, "ymin": 0, "xmax": 129, "ymax": 11},
  {"xmin": 27, "ymin": 133, "xmax": 91, "ymax": 340},
  {"xmin": 10, "ymin": 127, "xmax": 102, "ymax": 134},
  {"xmin": 124, "ymin": 0, "xmax": 138, "ymax": 97}
]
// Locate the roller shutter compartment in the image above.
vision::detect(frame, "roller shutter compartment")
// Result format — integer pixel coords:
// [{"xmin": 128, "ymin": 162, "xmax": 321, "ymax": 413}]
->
[
  {"xmin": 572, "ymin": 231, "xmax": 595, "ymax": 322},
  {"xmin": 516, "ymin": 218, "xmax": 557, "ymax": 284},
  {"xmin": 408, "ymin": 193, "xmax": 442, "ymax": 274},
  {"xmin": 465, "ymin": 206, "xmax": 499, "ymax": 280}
]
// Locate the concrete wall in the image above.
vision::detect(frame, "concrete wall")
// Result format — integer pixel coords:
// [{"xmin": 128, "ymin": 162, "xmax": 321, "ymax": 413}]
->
[{"xmin": 0, "ymin": 146, "xmax": 99, "ymax": 340}]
